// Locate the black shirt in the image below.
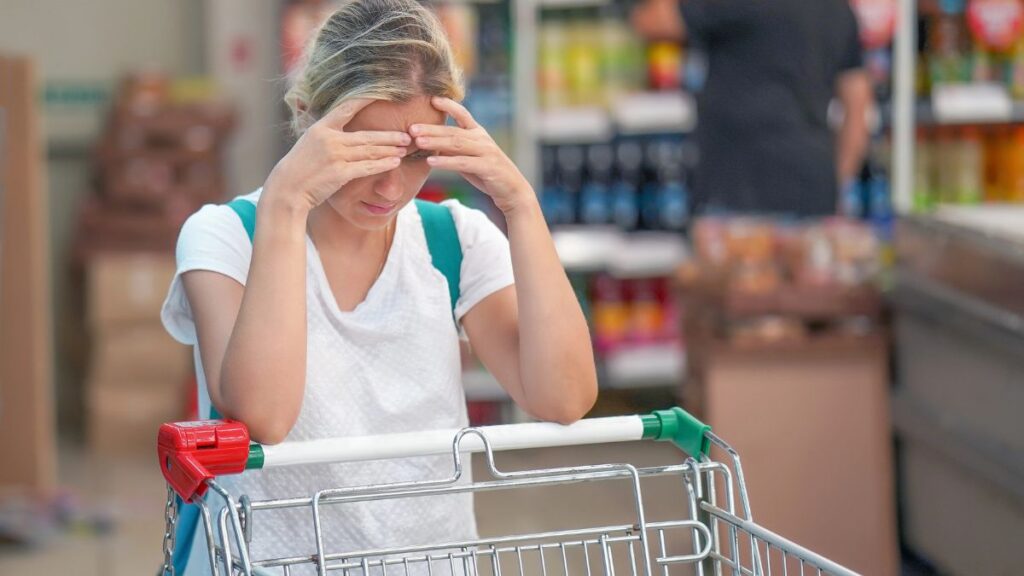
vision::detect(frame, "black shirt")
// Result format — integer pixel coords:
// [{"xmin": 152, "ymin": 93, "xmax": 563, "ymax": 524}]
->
[{"xmin": 680, "ymin": 0, "xmax": 864, "ymax": 217}]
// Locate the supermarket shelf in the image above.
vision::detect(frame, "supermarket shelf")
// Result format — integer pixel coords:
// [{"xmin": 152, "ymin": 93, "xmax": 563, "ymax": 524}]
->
[
  {"xmin": 882, "ymin": 99, "xmax": 1024, "ymax": 128},
  {"xmin": 462, "ymin": 344, "xmax": 685, "ymax": 401},
  {"xmin": 535, "ymin": 0, "xmax": 610, "ymax": 8},
  {"xmin": 462, "ymin": 369, "xmax": 508, "ymax": 402},
  {"xmin": 536, "ymin": 93, "xmax": 697, "ymax": 144},
  {"xmin": 612, "ymin": 92, "xmax": 697, "ymax": 135},
  {"xmin": 603, "ymin": 344, "xmax": 686, "ymax": 389},
  {"xmin": 553, "ymin": 227, "xmax": 690, "ymax": 277},
  {"xmin": 536, "ymin": 107, "xmax": 613, "ymax": 144}
]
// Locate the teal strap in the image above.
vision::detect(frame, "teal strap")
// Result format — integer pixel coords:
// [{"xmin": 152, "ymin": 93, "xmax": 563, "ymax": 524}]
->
[
  {"xmin": 415, "ymin": 199, "xmax": 462, "ymax": 319},
  {"xmin": 224, "ymin": 196, "xmax": 462, "ymax": 319},
  {"xmin": 226, "ymin": 198, "xmax": 256, "ymax": 242}
]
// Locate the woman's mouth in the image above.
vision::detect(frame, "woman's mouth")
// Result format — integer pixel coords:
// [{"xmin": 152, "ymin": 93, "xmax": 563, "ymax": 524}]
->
[{"xmin": 361, "ymin": 201, "xmax": 397, "ymax": 216}]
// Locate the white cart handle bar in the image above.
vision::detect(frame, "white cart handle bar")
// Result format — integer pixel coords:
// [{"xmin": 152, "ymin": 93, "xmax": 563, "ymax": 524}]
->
[{"xmin": 157, "ymin": 407, "xmax": 710, "ymax": 503}]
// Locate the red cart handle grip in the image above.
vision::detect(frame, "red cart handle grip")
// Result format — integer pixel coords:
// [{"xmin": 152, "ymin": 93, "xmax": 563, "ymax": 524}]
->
[{"xmin": 157, "ymin": 420, "xmax": 251, "ymax": 502}]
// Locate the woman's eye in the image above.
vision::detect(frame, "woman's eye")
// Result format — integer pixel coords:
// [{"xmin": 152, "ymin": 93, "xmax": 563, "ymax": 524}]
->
[{"xmin": 405, "ymin": 152, "xmax": 433, "ymax": 161}]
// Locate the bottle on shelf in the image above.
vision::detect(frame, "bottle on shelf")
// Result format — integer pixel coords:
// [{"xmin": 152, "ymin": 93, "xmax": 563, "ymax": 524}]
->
[
  {"xmin": 579, "ymin": 144, "xmax": 615, "ymax": 225},
  {"xmin": 610, "ymin": 141, "xmax": 643, "ymax": 230}
]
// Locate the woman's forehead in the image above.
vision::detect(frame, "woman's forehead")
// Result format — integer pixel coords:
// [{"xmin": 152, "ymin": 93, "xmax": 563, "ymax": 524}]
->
[{"xmin": 347, "ymin": 97, "xmax": 446, "ymax": 132}]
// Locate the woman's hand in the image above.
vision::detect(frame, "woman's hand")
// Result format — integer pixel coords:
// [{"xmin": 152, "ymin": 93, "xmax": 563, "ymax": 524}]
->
[
  {"xmin": 411, "ymin": 96, "xmax": 534, "ymax": 215},
  {"xmin": 263, "ymin": 98, "xmax": 411, "ymax": 213}
]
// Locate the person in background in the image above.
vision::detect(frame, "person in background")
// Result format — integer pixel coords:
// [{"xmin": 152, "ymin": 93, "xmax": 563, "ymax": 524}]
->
[{"xmin": 632, "ymin": 0, "xmax": 873, "ymax": 217}]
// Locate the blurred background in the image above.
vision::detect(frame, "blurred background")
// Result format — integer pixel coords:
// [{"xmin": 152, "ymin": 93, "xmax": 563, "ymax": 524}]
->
[{"xmin": 0, "ymin": 0, "xmax": 1022, "ymax": 574}]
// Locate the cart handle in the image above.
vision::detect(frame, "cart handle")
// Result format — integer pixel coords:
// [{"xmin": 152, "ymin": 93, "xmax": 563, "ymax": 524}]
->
[{"xmin": 157, "ymin": 407, "xmax": 710, "ymax": 502}]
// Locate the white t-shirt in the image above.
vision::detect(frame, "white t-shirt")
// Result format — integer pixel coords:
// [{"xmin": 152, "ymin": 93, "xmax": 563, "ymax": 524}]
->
[{"xmin": 161, "ymin": 189, "xmax": 514, "ymax": 575}]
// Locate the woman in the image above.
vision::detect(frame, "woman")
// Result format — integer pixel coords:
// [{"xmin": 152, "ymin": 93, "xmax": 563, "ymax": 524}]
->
[{"xmin": 160, "ymin": 0, "xmax": 597, "ymax": 572}]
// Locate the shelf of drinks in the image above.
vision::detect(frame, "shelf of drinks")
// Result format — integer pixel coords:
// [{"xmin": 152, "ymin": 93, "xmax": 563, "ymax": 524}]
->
[
  {"xmin": 537, "ymin": 92, "xmax": 697, "ymax": 144},
  {"xmin": 882, "ymin": 99, "xmax": 1024, "ymax": 128},
  {"xmin": 535, "ymin": 0, "xmax": 611, "ymax": 9},
  {"xmin": 461, "ymin": 344, "xmax": 685, "ymax": 402},
  {"xmin": 553, "ymin": 226, "xmax": 689, "ymax": 277}
]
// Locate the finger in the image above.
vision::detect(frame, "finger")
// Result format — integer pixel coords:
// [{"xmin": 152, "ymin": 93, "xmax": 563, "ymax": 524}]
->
[
  {"xmin": 342, "ymin": 156, "xmax": 402, "ymax": 181},
  {"xmin": 407, "ymin": 123, "xmax": 467, "ymax": 138},
  {"xmin": 341, "ymin": 130, "xmax": 412, "ymax": 147},
  {"xmin": 319, "ymin": 98, "xmax": 376, "ymax": 130},
  {"xmin": 425, "ymin": 154, "xmax": 486, "ymax": 174},
  {"xmin": 430, "ymin": 96, "xmax": 478, "ymax": 129},
  {"xmin": 341, "ymin": 145, "xmax": 407, "ymax": 161},
  {"xmin": 413, "ymin": 134, "xmax": 486, "ymax": 156}
]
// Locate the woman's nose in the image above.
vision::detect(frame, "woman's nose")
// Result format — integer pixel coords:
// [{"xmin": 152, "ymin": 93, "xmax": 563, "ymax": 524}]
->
[{"xmin": 374, "ymin": 167, "xmax": 404, "ymax": 201}]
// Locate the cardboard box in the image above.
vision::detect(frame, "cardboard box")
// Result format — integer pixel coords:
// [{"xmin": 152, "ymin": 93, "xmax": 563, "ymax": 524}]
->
[
  {"xmin": 87, "ymin": 252, "xmax": 177, "ymax": 327},
  {"xmin": 89, "ymin": 324, "xmax": 191, "ymax": 388},
  {"xmin": 87, "ymin": 381, "xmax": 185, "ymax": 455},
  {"xmin": 0, "ymin": 54, "xmax": 57, "ymax": 492}
]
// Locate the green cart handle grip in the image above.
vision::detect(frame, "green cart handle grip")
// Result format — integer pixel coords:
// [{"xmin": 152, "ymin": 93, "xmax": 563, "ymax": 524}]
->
[{"xmin": 640, "ymin": 407, "xmax": 712, "ymax": 459}]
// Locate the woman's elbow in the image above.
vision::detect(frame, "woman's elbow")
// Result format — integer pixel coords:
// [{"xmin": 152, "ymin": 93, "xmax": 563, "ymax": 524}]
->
[
  {"xmin": 535, "ymin": 376, "xmax": 598, "ymax": 425},
  {"xmin": 247, "ymin": 418, "xmax": 294, "ymax": 445}
]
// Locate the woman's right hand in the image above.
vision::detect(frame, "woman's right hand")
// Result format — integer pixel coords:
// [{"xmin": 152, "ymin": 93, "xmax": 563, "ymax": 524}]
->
[{"xmin": 262, "ymin": 98, "xmax": 411, "ymax": 213}]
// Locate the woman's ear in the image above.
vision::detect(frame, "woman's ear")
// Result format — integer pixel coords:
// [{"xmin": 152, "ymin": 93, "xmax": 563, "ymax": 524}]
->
[{"xmin": 295, "ymin": 98, "xmax": 309, "ymax": 115}]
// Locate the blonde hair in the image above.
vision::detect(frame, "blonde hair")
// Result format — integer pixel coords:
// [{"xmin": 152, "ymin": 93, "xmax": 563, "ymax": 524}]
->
[{"xmin": 285, "ymin": 0, "xmax": 465, "ymax": 137}]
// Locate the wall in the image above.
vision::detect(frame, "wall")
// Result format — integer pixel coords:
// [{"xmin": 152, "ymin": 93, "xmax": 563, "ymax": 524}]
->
[{"xmin": 0, "ymin": 0, "xmax": 205, "ymax": 434}]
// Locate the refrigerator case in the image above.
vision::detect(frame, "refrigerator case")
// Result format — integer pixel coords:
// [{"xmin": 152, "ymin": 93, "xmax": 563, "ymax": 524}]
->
[{"xmin": 893, "ymin": 207, "xmax": 1024, "ymax": 576}]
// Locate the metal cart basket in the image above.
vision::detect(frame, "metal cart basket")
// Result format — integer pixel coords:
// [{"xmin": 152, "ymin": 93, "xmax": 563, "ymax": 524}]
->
[{"xmin": 156, "ymin": 407, "xmax": 859, "ymax": 576}]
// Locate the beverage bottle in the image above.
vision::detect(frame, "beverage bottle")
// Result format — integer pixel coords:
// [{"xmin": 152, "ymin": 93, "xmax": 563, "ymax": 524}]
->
[
  {"xmin": 913, "ymin": 127, "xmax": 933, "ymax": 212},
  {"xmin": 567, "ymin": 10, "xmax": 602, "ymax": 107},
  {"xmin": 955, "ymin": 126, "xmax": 983, "ymax": 204},
  {"xmin": 539, "ymin": 14, "xmax": 568, "ymax": 109},
  {"xmin": 658, "ymin": 161, "xmax": 690, "ymax": 231},
  {"xmin": 557, "ymin": 145, "xmax": 586, "ymax": 223},
  {"xmin": 610, "ymin": 141, "xmax": 643, "ymax": 229},
  {"xmin": 540, "ymin": 147, "xmax": 564, "ymax": 225},
  {"xmin": 1008, "ymin": 127, "xmax": 1024, "ymax": 202},
  {"xmin": 579, "ymin": 144, "xmax": 614, "ymax": 224},
  {"xmin": 591, "ymin": 274, "xmax": 629, "ymax": 354}
]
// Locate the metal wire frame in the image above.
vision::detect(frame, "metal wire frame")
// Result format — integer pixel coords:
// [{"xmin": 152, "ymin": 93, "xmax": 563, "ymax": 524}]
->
[{"xmin": 194, "ymin": 427, "xmax": 858, "ymax": 576}]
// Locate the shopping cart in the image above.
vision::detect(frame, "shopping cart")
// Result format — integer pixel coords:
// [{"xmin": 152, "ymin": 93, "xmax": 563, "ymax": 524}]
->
[{"xmin": 156, "ymin": 407, "xmax": 859, "ymax": 576}]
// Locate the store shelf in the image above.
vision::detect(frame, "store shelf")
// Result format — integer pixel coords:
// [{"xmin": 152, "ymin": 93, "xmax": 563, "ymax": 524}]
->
[
  {"xmin": 553, "ymin": 227, "xmax": 689, "ymax": 277},
  {"xmin": 882, "ymin": 99, "xmax": 1024, "ymax": 127},
  {"xmin": 463, "ymin": 344, "xmax": 685, "ymax": 402},
  {"xmin": 535, "ymin": 0, "xmax": 610, "ymax": 8},
  {"xmin": 603, "ymin": 344, "xmax": 686, "ymax": 389},
  {"xmin": 612, "ymin": 92, "xmax": 696, "ymax": 135},
  {"xmin": 536, "ymin": 93, "xmax": 697, "ymax": 144},
  {"xmin": 462, "ymin": 369, "xmax": 508, "ymax": 402},
  {"xmin": 536, "ymin": 107, "xmax": 613, "ymax": 144}
]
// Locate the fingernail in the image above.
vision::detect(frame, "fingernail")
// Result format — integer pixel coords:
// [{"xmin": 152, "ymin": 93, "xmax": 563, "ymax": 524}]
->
[
  {"xmin": 417, "ymin": 137, "xmax": 429, "ymax": 145},
  {"xmin": 427, "ymin": 156, "xmax": 438, "ymax": 165},
  {"xmin": 409, "ymin": 125, "xmax": 421, "ymax": 135},
  {"xmin": 400, "ymin": 133, "xmax": 412, "ymax": 144}
]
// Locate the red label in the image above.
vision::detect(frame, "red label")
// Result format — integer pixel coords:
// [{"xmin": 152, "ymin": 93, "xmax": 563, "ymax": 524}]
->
[
  {"xmin": 968, "ymin": 0, "xmax": 1024, "ymax": 51},
  {"xmin": 851, "ymin": 0, "xmax": 898, "ymax": 50}
]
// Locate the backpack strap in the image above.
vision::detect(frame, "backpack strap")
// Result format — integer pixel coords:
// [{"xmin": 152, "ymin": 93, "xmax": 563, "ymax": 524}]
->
[
  {"xmin": 415, "ymin": 199, "xmax": 462, "ymax": 320},
  {"xmin": 226, "ymin": 198, "xmax": 256, "ymax": 242}
]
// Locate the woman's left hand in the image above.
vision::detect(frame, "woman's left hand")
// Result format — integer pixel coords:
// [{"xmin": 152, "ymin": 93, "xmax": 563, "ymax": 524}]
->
[{"xmin": 411, "ymin": 96, "xmax": 534, "ymax": 215}]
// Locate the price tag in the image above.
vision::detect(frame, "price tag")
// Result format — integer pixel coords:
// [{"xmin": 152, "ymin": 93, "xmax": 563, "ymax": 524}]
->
[
  {"xmin": 851, "ymin": 0, "xmax": 898, "ymax": 50},
  {"xmin": 967, "ymin": 0, "xmax": 1024, "ymax": 51},
  {"xmin": 932, "ymin": 82, "xmax": 1013, "ymax": 123}
]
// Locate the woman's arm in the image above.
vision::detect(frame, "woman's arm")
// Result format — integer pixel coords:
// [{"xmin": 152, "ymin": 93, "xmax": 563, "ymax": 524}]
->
[
  {"xmin": 462, "ymin": 199, "xmax": 598, "ymax": 424},
  {"xmin": 183, "ymin": 99, "xmax": 410, "ymax": 443},
  {"xmin": 413, "ymin": 97, "xmax": 598, "ymax": 423},
  {"xmin": 183, "ymin": 199, "xmax": 309, "ymax": 445}
]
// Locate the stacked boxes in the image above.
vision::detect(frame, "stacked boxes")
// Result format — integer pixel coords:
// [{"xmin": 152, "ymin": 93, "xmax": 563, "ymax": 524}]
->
[
  {"xmin": 77, "ymin": 73, "xmax": 235, "ymax": 257},
  {"xmin": 85, "ymin": 254, "xmax": 190, "ymax": 454},
  {"xmin": 79, "ymin": 74, "xmax": 234, "ymax": 454}
]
